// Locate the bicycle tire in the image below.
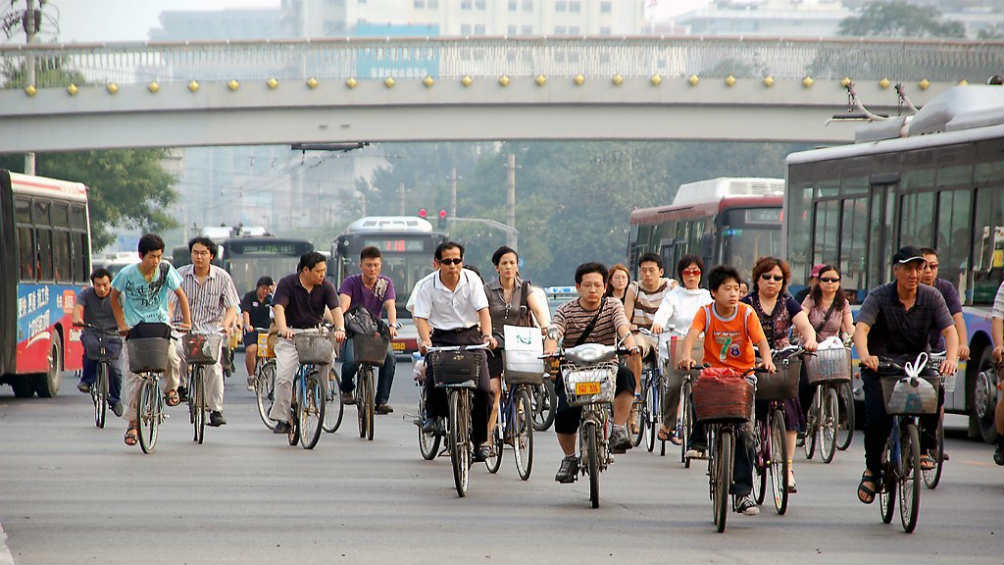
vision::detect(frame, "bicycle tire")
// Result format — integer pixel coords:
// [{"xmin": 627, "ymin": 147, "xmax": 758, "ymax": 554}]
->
[
  {"xmin": 820, "ymin": 386, "xmax": 838, "ymax": 464},
  {"xmin": 631, "ymin": 380, "xmax": 647, "ymax": 448},
  {"xmin": 94, "ymin": 362, "xmax": 108, "ymax": 429},
  {"xmin": 193, "ymin": 368, "xmax": 205, "ymax": 445},
  {"xmin": 418, "ymin": 387, "xmax": 440, "ymax": 460},
  {"xmin": 486, "ymin": 417, "xmax": 504, "ymax": 474},
  {"xmin": 715, "ymin": 428, "xmax": 733, "ymax": 533},
  {"xmin": 879, "ymin": 441, "xmax": 896, "ymax": 524},
  {"xmin": 449, "ymin": 389, "xmax": 471, "ymax": 497},
  {"xmin": 255, "ymin": 360, "xmax": 278, "ymax": 431},
  {"xmin": 364, "ymin": 367, "xmax": 375, "ymax": 441},
  {"xmin": 752, "ymin": 420, "xmax": 767, "ymax": 506},
  {"xmin": 585, "ymin": 421, "xmax": 601, "ymax": 509},
  {"xmin": 299, "ymin": 374, "xmax": 325, "ymax": 449},
  {"xmin": 137, "ymin": 378, "xmax": 159, "ymax": 454},
  {"xmin": 322, "ymin": 366, "xmax": 343, "ymax": 433},
  {"xmin": 922, "ymin": 413, "xmax": 944, "ymax": 489},
  {"xmin": 532, "ymin": 380, "xmax": 556, "ymax": 431},
  {"xmin": 681, "ymin": 380, "xmax": 693, "ymax": 467},
  {"xmin": 899, "ymin": 421, "xmax": 921, "ymax": 533},
  {"xmin": 288, "ymin": 375, "xmax": 300, "ymax": 446},
  {"xmin": 836, "ymin": 381, "xmax": 854, "ymax": 451},
  {"xmin": 770, "ymin": 409, "xmax": 789, "ymax": 515},
  {"xmin": 646, "ymin": 376, "xmax": 658, "ymax": 452},
  {"xmin": 513, "ymin": 387, "xmax": 533, "ymax": 480},
  {"xmin": 804, "ymin": 387, "xmax": 819, "ymax": 460}
]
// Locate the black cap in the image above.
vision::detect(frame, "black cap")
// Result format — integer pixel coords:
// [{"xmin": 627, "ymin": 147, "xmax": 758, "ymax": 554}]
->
[
  {"xmin": 255, "ymin": 276, "xmax": 274, "ymax": 288},
  {"xmin": 892, "ymin": 246, "xmax": 926, "ymax": 265}
]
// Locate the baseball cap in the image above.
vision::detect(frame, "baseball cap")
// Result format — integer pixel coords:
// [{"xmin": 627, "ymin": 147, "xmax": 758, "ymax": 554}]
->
[
  {"xmin": 810, "ymin": 264, "xmax": 826, "ymax": 278},
  {"xmin": 892, "ymin": 246, "xmax": 926, "ymax": 265}
]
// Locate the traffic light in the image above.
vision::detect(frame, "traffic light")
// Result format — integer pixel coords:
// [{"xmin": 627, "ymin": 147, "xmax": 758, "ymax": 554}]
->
[
  {"xmin": 438, "ymin": 209, "xmax": 447, "ymax": 229},
  {"xmin": 418, "ymin": 208, "xmax": 427, "ymax": 219}
]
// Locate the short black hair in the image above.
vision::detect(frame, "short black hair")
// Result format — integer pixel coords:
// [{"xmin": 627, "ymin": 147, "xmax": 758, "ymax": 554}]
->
[
  {"xmin": 575, "ymin": 262, "xmax": 608, "ymax": 285},
  {"xmin": 919, "ymin": 247, "xmax": 937, "ymax": 257},
  {"xmin": 137, "ymin": 233, "xmax": 165, "ymax": 257},
  {"xmin": 435, "ymin": 241, "xmax": 464, "ymax": 261},
  {"xmin": 188, "ymin": 236, "xmax": 218, "ymax": 258},
  {"xmin": 638, "ymin": 252, "xmax": 663, "ymax": 270},
  {"xmin": 491, "ymin": 245, "xmax": 518, "ymax": 266},
  {"xmin": 256, "ymin": 276, "xmax": 274, "ymax": 288},
  {"xmin": 90, "ymin": 267, "xmax": 112, "ymax": 282},
  {"xmin": 708, "ymin": 265, "xmax": 742, "ymax": 292},
  {"xmin": 360, "ymin": 246, "xmax": 382, "ymax": 261},
  {"xmin": 676, "ymin": 254, "xmax": 704, "ymax": 279},
  {"xmin": 297, "ymin": 251, "xmax": 327, "ymax": 273}
]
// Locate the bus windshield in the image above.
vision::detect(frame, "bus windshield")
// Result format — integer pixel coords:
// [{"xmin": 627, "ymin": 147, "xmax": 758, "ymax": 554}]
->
[
  {"xmin": 721, "ymin": 226, "xmax": 783, "ymax": 284},
  {"xmin": 228, "ymin": 255, "xmax": 301, "ymax": 295},
  {"xmin": 340, "ymin": 252, "xmax": 432, "ymax": 319}
]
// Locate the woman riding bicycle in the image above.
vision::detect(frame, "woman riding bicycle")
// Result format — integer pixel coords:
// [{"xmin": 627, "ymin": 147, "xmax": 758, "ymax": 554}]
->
[
  {"xmin": 799, "ymin": 264, "xmax": 854, "ymax": 432},
  {"xmin": 651, "ymin": 254, "xmax": 712, "ymax": 445},
  {"xmin": 741, "ymin": 257, "xmax": 818, "ymax": 493},
  {"xmin": 605, "ymin": 264, "xmax": 631, "ymax": 304}
]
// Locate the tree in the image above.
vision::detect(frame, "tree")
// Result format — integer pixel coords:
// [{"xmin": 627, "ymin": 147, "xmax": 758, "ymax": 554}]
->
[{"xmin": 838, "ymin": 1, "xmax": 965, "ymax": 39}]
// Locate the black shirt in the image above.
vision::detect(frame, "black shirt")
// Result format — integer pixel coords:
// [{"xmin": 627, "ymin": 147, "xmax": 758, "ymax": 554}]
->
[
  {"xmin": 272, "ymin": 274, "xmax": 339, "ymax": 329},
  {"xmin": 241, "ymin": 291, "xmax": 272, "ymax": 330},
  {"xmin": 857, "ymin": 282, "xmax": 954, "ymax": 357}
]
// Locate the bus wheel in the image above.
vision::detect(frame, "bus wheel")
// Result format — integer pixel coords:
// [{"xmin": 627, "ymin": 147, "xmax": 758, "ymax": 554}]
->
[
  {"xmin": 35, "ymin": 338, "xmax": 63, "ymax": 398},
  {"xmin": 11, "ymin": 376, "xmax": 35, "ymax": 398}
]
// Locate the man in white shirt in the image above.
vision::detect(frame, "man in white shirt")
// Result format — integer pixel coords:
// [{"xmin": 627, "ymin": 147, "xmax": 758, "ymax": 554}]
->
[{"xmin": 409, "ymin": 241, "xmax": 497, "ymax": 462}]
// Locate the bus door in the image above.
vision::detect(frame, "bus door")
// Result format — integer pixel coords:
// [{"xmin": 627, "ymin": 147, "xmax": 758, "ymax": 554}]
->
[{"xmin": 866, "ymin": 175, "xmax": 899, "ymax": 289}]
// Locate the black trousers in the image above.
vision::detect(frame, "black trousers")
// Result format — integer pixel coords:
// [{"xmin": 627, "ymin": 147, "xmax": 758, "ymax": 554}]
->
[
  {"xmin": 424, "ymin": 327, "xmax": 494, "ymax": 445},
  {"xmin": 862, "ymin": 368, "xmax": 943, "ymax": 477}
]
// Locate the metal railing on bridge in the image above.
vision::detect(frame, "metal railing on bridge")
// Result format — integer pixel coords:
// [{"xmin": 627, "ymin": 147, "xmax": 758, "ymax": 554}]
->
[{"xmin": 2, "ymin": 36, "xmax": 1001, "ymax": 89}]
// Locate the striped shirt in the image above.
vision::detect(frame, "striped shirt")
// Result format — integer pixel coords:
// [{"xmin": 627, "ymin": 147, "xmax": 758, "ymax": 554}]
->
[
  {"xmin": 993, "ymin": 281, "xmax": 1004, "ymax": 319},
  {"xmin": 629, "ymin": 278, "xmax": 674, "ymax": 330},
  {"xmin": 171, "ymin": 264, "xmax": 240, "ymax": 331},
  {"xmin": 553, "ymin": 297, "xmax": 629, "ymax": 347}
]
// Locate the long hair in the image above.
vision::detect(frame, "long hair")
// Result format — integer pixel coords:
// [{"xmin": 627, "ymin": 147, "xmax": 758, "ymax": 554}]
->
[
  {"xmin": 808, "ymin": 264, "xmax": 847, "ymax": 310},
  {"xmin": 605, "ymin": 263, "xmax": 631, "ymax": 298}
]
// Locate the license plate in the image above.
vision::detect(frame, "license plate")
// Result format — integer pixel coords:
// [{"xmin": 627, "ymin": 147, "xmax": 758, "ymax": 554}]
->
[
  {"xmin": 575, "ymin": 381, "xmax": 601, "ymax": 395},
  {"xmin": 391, "ymin": 341, "xmax": 405, "ymax": 352}
]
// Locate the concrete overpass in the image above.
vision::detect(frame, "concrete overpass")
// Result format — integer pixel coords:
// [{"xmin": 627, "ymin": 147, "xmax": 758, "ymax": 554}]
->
[{"xmin": 1, "ymin": 36, "xmax": 1001, "ymax": 151}]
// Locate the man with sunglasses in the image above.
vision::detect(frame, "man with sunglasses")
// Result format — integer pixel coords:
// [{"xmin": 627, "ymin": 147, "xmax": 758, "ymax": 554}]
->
[
  {"xmin": 918, "ymin": 248, "xmax": 970, "ymax": 361},
  {"xmin": 410, "ymin": 241, "xmax": 497, "ymax": 463}
]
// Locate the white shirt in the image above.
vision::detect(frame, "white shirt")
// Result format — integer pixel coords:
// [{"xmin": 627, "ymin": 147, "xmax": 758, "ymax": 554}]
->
[
  {"xmin": 409, "ymin": 269, "xmax": 489, "ymax": 330},
  {"xmin": 653, "ymin": 286, "xmax": 714, "ymax": 334}
]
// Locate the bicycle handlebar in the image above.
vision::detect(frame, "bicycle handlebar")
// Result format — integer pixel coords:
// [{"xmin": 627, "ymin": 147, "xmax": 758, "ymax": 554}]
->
[{"xmin": 425, "ymin": 343, "xmax": 491, "ymax": 353}]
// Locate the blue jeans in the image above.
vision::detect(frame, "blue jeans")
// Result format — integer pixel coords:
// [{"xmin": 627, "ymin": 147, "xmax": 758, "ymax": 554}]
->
[
  {"xmin": 81, "ymin": 355, "xmax": 122, "ymax": 405},
  {"xmin": 340, "ymin": 337, "xmax": 396, "ymax": 406}
]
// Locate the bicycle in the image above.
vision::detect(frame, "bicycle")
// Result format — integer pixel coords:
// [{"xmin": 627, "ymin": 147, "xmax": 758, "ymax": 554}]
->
[
  {"xmin": 751, "ymin": 346, "xmax": 804, "ymax": 515},
  {"xmin": 322, "ymin": 365, "xmax": 344, "ymax": 433},
  {"xmin": 76, "ymin": 323, "xmax": 120, "ymax": 429},
  {"xmin": 127, "ymin": 323, "xmax": 176, "ymax": 455},
  {"xmin": 485, "ymin": 357, "xmax": 537, "ymax": 480},
  {"xmin": 921, "ymin": 351, "xmax": 954, "ymax": 490},
  {"xmin": 414, "ymin": 354, "xmax": 442, "ymax": 461},
  {"xmin": 286, "ymin": 327, "xmax": 332, "ymax": 450},
  {"xmin": 348, "ymin": 332, "xmax": 390, "ymax": 442},
  {"xmin": 181, "ymin": 329, "xmax": 226, "ymax": 445},
  {"xmin": 661, "ymin": 329, "xmax": 702, "ymax": 462},
  {"xmin": 630, "ymin": 328, "xmax": 660, "ymax": 451},
  {"xmin": 836, "ymin": 380, "xmax": 856, "ymax": 451},
  {"xmin": 804, "ymin": 344, "xmax": 852, "ymax": 464},
  {"xmin": 531, "ymin": 379, "xmax": 556, "ymax": 431},
  {"xmin": 251, "ymin": 328, "xmax": 278, "ymax": 431}
]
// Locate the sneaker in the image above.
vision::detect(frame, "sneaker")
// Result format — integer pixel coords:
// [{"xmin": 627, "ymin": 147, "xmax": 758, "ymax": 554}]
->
[
  {"xmin": 421, "ymin": 417, "xmax": 440, "ymax": 434},
  {"xmin": 609, "ymin": 425, "xmax": 633, "ymax": 454},
  {"xmin": 77, "ymin": 381, "xmax": 91, "ymax": 394},
  {"xmin": 208, "ymin": 411, "xmax": 226, "ymax": 427},
  {"xmin": 110, "ymin": 402, "xmax": 124, "ymax": 417},
  {"xmin": 340, "ymin": 391, "xmax": 356, "ymax": 405},
  {"xmin": 375, "ymin": 404, "xmax": 393, "ymax": 415},
  {"xmin": 177, "ymin": 386, "xmax": 189, "ymax": 403},
  {"xmin": 685, "ymin": 447, "xmax": 706, "ymax": 459},
  {"xmin": 273, "ymin": 421, "xmax": 290, "ymax": 434},
  {"xmin": 472, "ymin": 445, "xmax": 491, "ymax": 463},
  {"xmin": 736, "ymin": 495, "xmax": 760, "ymax": 516},
  {"xmin": 555, "ymin": 455, "xmax": 579, "ymax": 483}
]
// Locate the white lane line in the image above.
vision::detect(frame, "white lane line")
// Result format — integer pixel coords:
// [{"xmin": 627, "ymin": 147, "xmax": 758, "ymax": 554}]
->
[{"xmin": 0, "ymin": 522, "xmax": 14, "ymax": 565}]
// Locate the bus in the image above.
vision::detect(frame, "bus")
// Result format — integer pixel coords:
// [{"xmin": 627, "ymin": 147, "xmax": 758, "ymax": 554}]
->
[
  {"xmin": 783, "ymin": 84, "xmax": 1004, "ymax": 441},
  {"xmin": 1, "ymin": 170, "xmax": 92, "ymax": 398},
  {"xmin": 172, "ymin": 235, "xmax": 314, "ymax": 296},
  {"xmin": 628, "ymin": 177, "xmax": 785, "ymax": 281},
  {"xmin": 331, "ymin": 216, "xmax": 448, "ymax": 356}
]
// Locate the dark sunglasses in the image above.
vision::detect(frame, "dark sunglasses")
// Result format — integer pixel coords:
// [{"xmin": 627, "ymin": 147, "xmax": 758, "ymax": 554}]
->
[
  {"xmin": 820, "ymin": 277, "xmax": 841, "ymax": 283},
  {"xmin": 760, "ymin": 274, "xmax": 784, "ymax": 282},
  {"xmin": 439, "ymin": 258, "xmax": 463, "ymax": 265}
]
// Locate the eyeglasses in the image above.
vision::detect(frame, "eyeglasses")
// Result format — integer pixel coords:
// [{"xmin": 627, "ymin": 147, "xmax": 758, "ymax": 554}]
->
[
  {"xmin": 922, "ymin": 263, "xmax": 939, "ymax": 270},
  {"xmin": 820, "ymin": 277, "xmax": 841, "ymax": 283},
  {"xmin": 760, "ymin": 274, "xmax": 784, "ymax": 282},
  {"xmin": 682, "ymin": 268, "xmax": 702, "ymax": 276},
  {"xmin": 439, "ymin": 258, "xmax": 463, "ymax": 265}
]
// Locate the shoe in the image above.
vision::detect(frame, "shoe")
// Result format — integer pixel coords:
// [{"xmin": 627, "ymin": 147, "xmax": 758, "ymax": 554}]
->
[
  {"xmin": 555, "ymin": 455, "xmax": 578, "ymax": 483},
  {"xmin": 736, "ymin": 495, "xmax": 760, "ymax": 516},
  {"xmin": 77, "ymin": 381, "xmax": 91, "ymax": 393},
  {"xmin": 421, "ymin": 418, "xmax": 439, "ymax": 434},
  {"xmin": 787, "ymin": 475, "xmax": 798, "ymax": 494},
  {"xmin": 340, "ymin": 391, "xmax": 356, "ymax": 405},
  {"xmin": 994, "ymin": 443, "xmax": 1004, "ymax": 466},
  {"xmin": 375, "ymin": 404, "xmax": 393, "ymax": 414},
  {"xmin": 177, "ymin": 386, "xmax": 189, "ymax": 403},
  {"xmin": 472, "ymin": 445, "xmax": 492, "ymax": 462},
  {"xmin": 609, "ymin": 426, "xmax": 633, "ymax": 454},
  {"xmin": 110, "ymin": 402, "xmax": 124, "ymax": 417},
  {"xmin": 685, "ymin": 447, "xmax": 706, "ymax": 459},
  {"xmin": 795, "ymin": 432, "xmax": 805, "ymax": 447},
  {"xmin": 209, "ymin": 411, "xmax": 226, "ymax": 427},
  {"xmin": 942, "ymin": 451, "xmax": 950, "ymax": 461},
  {"xmin": 273, "ymin": 421, "xmax": 290, "ymax": 434}
]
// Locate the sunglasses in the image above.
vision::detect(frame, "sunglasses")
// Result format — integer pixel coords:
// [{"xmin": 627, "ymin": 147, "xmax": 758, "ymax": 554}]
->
[
  {"xmin": 439, "ymin": 258, "xmax": 463, "ymax": 265},
  {"xmin": 682, "ymin": 268, "xmax": 702, "ymax": 276},
  {"xmin": 820, "ymin": 277, "xmax": 841, "ymax": 283},
  {"xmin": 760, "ymin": 274, "xmax": 784, "ymax": 282}
]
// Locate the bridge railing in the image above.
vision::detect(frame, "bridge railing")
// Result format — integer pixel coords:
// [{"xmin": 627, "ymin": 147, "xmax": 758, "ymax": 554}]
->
[{"xmin": 1, "ymin": 36, "xmax": 1001, "ymax": 88}]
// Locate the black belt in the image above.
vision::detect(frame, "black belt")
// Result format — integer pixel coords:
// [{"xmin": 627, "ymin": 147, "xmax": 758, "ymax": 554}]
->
[{"xmin": 432, "ymin": 325, "xmax": 479, "ymax": 336}]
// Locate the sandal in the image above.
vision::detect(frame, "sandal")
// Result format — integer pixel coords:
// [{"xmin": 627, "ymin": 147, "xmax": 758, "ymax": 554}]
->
[
  {"xmin": 657, "ymin": 426, "xmax": 682, "ymax": 445},
  {"xmin": 919, "ymin": 454, "xmax": 936, "ymax": 470},
  {"xmin": 857, "ymin": 471, "xmax": 877, "ymax": 504},
  {"xmin": 165, "ymin": 389, "xmax": 181, "ymax": 407},
  {"xmin": 124, "ymin": 426, "xmax": 138, "ymax": 446}
]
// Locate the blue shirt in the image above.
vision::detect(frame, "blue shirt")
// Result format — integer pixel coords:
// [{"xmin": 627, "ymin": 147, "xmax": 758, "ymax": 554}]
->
[{"xmin": 111, "ymin": 262, "xmax": 183, "ymax": 327}]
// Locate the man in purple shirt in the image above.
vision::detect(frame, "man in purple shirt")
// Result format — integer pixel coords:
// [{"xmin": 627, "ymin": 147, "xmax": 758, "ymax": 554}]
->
[
  {"xmin": 919, "ymin": 248, "xmax": 970, "ymax": 360},
  {"xmin": 338, "ymin": 246, "xmax": 399, "ymax": 414}
]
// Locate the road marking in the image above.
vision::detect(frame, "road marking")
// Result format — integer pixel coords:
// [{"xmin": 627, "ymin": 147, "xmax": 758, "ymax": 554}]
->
[{"xmin": 0, "ymin": 522, "xmax": 14, "ymax": 565}]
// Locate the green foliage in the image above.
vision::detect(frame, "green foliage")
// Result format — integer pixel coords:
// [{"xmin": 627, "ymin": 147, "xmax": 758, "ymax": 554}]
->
[
  {"xmin": 977, "ymin": 23, "xmax": 1004, "ymax": 40},
  {"xmin": 838, "ymin": 1, "xmax": 965, "ymax": 38}
]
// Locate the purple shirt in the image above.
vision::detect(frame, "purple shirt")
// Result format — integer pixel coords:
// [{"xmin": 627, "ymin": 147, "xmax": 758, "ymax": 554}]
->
[
  {"xmin": 928, "ymin": 279, "xmax": 962, "ymax": 351},
  {"xmin": 338, "ymin": 274, "xmax": 396, "ymax": 318}
]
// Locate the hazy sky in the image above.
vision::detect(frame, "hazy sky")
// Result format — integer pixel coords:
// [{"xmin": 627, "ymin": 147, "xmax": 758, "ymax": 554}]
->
[{"xmin": 6, "ymin": 0, "xmax": 708, "ymax": 44}]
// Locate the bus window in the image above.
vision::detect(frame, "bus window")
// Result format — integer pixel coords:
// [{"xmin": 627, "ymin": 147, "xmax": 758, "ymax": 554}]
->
[
  {"xmin": 840, "ymin": 197, "xmax": 867, "ymax": 293},
  {"xmin": 69, "ymin": 204, "xmax": 86, "ymax": 229},
  {"xmin": 899, "ymin": 191, "xmax": 936, "ymax": 249},
  {"xmin": 15, "ymin": 197, "xmax": 31, "ymax": 223},
  {"xmin": 937, "ymin": 189, "xmax": 972, "ymax": 301},
  {"xmin": 32, "ymin": 199, "xmax": 51, "ymax": 226},
  {"xmin": 972, "ymin": 187, "xmax": 1004, "ymax": 304},
  {"xmin": 52, "ymin": 231, "xmax": 71, "ymax": 283},
  {"xmin": 17, "ymin": 227, "xmax": 35, "ymax": 280},
  {"xmin": 36, "ymin": 229, "xmax": 53, "ymax": 280},
  {"xmin": 70, "ymin": 232, "xmax": 86, "ymax": 282},
  {"xmin": 52, "ymin": 202, "xmax": 70, "ymax": 228},
  {"xmin": 787, "ymin": 184, "xmax": 814, "ymax": 283},
  {"xmin": 812, "ymin": 200, "xmax": 839, "ymax": 266}
]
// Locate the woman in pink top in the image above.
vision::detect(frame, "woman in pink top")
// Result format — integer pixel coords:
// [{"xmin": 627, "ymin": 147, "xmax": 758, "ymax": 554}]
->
[{"xmin": 800, "ymin": 265, "xmax": 854, "ymax": 341}]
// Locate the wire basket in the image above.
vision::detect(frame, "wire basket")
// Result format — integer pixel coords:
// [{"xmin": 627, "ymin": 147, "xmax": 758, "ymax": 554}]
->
[
  {"xmin": 805, "ymin": 347, "xmax": 852, "ymax": 385},
  {"xmin": 182, "ymin": 333, "xmax": 223, "ymax": 365},
  {"xmin": 293, "ymin": 331, "xmax": 333, "ymax": 365},
  {"xmin": 880, "ymin": 374, "xmax": 940, "ymax": 415},
  {"xmin": 757, "ymin": 355, "xmax": 801, "ymax": 401},
  {"xmin": 562, "ymin": 361, "xmax": 617, "ymax": 407},
  {"xmin": 693, "ymin": 368, "xmax": 754, "ymax": 423},
  {"xmin": 353, "ymin": 333, "xmax": 389, "ymax": 366},
  {"xmin": 83, "ymin": 332, "xmax": 121, "ymax": 362},
  {"xmin": 126, "ymin": 337, "xmax": 170, "ymax": 374}
]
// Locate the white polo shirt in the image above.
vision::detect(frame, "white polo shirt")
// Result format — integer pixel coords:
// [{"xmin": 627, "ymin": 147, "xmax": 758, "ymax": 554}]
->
[{"xmin": 409, "ymin": 269, "xmax": 489, "ymax": 331}]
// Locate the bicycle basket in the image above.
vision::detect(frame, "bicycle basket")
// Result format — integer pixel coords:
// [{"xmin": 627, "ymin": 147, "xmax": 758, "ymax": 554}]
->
[
  {"xmin": 256, "ymin": 332, "xmax": 276, "ymax": 359},
  {"xmin": 182, "ymin": 333, "xmax": 223, "ymax": 365},
  {"xmin": 125, "ymin": 337, "xmax": 170, "ymax": 374},
  {"xmin": 805, "ymin": 347, "xmax": 852, "ymax": 385},
  {"xmin": 352, "ymin": 333, "xmax": 389, "ymax": 366},
  {"xmin": 881, "ymin": 374, "xmax": 939, "ymax": 415},
  {"xmin": 429, "ymin": 350, "xmax": 484, "ymax": 388},
  {"xmin": 693, "ymin": 368, "xmax": 754, "ymax": 423},
  {"xmin": 293, "ymin": 332, "xmax": 333, "ymax": 364},
  {"xmin": 504, "ymin": 349, "xmax": 545, "ymax": 386},
  {"xmin": 757, "ymin": 355, "xmax": 801, "ymax": 401},
  {"xmin": 562, "ymin": 361, "xmax": 616, "ymax": 407}
]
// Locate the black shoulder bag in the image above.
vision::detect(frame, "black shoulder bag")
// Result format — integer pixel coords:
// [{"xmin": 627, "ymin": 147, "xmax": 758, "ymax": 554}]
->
[{"xmin": 573, "ymin": 298, "xmax": 606, "ymax": 347}]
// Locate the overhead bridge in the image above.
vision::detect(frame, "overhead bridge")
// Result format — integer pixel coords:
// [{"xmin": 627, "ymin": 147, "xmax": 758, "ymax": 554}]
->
[{"xmin": 0, "ymin": 36, "xmax": 1001, "ymax": 151}]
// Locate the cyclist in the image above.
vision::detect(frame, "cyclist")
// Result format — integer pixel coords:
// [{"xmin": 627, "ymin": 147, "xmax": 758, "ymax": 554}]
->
[
  {"xmin": 110, "ymin": 233, "xmax": 192, "ymax": 446},
  {"xmin": 794, "ymin": 264, "xmax": 826, "ymax": 304},
  {"xmin": 484, "ymin": 245, "xmax": 552, "ymax": 439},
  {"xmin": 651, "ymin": 254, "xmax": 713, "ymax": 445},
  {"xmin": 852, "ymin": 246, "xmax": 958, "ymax": 505},
  {"xmin": 170, "ymin": 237, "xmax": 240, "ymax": 427},
  {"xmin": 73, "ymin": 267, "xmax": 124, "ymax": 417},
  {"xmin": 268, "ymin": 252, "xmax": 347, "ymax": 435},
  {"xmin": 605, "ymin": 263, "xmax": 631, "ymax": 304},
  {"xmin": 242, "ymin": 276, "xmax": 275, "ymax": 391},
  {"xmin": 547, "ymin": 262, "xmax": 641, "ymax": 483},
  {"xmin": 625, "ymin": 252, "xmax": 677, "ymax": 365},
  {"xmin": 677, "ymin": 265, "xmax": 775, "ymax": 516},
  {"xmin": 991, "ymin": 281, "xmax": 1004, "ymax": 466},
  {"xmin": 338, "ymin": 246, "xmax": 399, "ymax": 414},
  {"xmin": 410, "ymin": 241, "xmax": 497, "ymax": 462},
  {"xmin": 800, "ymin": 264, "xmax": 854, "ymax": 436}
]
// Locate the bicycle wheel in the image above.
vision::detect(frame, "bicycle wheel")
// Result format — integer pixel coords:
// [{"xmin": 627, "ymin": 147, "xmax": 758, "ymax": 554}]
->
[
  {"xmin": 631, "ymin": 382, "xmax": 646, "ymax": 448},
  {"xmin": 358, "ymin": 367, "xmax": 374, "ymax": 441},
  {"xmin": 417, "ymin": 387, "xmax": 440, "ymax": 460},
  {"xmin": 288, "ymin": 375, "xmax": 300, "ymax": 446},
  {"xmin": 899, "ymin": 422, "xmax": 921, "ymax": 533},
  {"xmin": 820, "ymin": 386, "xmax": 839, "ymax": 464},
  {"xmin": 646, "ymin": 377, "xmax": 658, "ymax": 453},
  {"xmin": 322, "ymin": 367, "xmax": 343, "ymax": 433},
  {"xmin": 804, "ymin": 387, "xmax": 819, "ymax": 460},
  {"xmin": 584, "ymin": 421, "xmax": 601, "ymax": 509},
  {"xmin": 193, "ymin": 368, "xmax": 205, "ymax": 445},
  {"xmin": 137, "ymin": 378, "xmax": 159, "ymax": 454},
  {"xmin": 513, "ymin": 387, "xmax": 534, "ymax": 480},
  {"xmin": 532, "ymin": 380, "xmax": 556, "ymax": 431},
  {"xmin": 449, "ymin": 389, "xmax": 471, "ymax": 497},
  {"xmin": 922, "ymin": 413, "xmax": 944, "ymax": 489},
  {"xmin": 752, "ymin": 420, "xmax": 767, "ymax": 506},
  {"xmin": 486, "ymin": 417, "xmax": 503, "ymax": 474},
  {"xmin": 770, "ymin": 409, "xmax": 789, "ymax": 515},
  {"xmin": 299, "ymin": 374, "xmax": 325, "ymax": 449},
  {"xmin": 255, "ymin": 360, "xmax": 278, "ymax": 431},
  {"xmin": 836, "ymin": 381, "xmax": 855, "ymax": 451},
  {"xmin": 94, "ymin": 362, "xmax": 108, "ymax": 429},
  {"xmin": 715, "ymin": 428, "xmax": 733, "ymax": 533},
  {"xmin": 879, "ymin": 440, "xmax": 896, "ymax": 524},
  {"xmin": 681, "ymin": 380, "xmax": 693, "ymax": 467}
]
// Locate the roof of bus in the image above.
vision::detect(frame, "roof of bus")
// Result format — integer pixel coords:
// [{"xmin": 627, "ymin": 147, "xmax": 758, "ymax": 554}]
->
[
  {"xmin": 630, "ymin": 195, "xmax": 783, "ymax": 226},
  {"xmin": 8, "ymin": 171, "xmax": 88, "ymax": 202},
  {"xmin": 345, "ymin": 216, "xmax": 434, "ymax": 233}
]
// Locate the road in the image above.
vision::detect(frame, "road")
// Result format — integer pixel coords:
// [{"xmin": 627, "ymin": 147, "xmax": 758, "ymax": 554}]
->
[{"xmin": 0, "ymin": 363, "xmax": 1001, "ymax": 564}]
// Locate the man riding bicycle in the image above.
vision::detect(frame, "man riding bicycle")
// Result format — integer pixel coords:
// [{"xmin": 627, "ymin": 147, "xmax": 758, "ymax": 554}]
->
[
  {"xmin": 338, "ymin": 246, "xmax": 399, "ymax": 414},
  {"xmin": 852, "ymin": 247, "xmax": 958, "ymax": 505},
  {"xmin": 242, "ymin": 276, "xmax": 275, "ymax": 390},
  {"xmin": 624, "ymin": 252, "xmax": 674, "ymax": 372},
  {"xmin": 74, "ymin": 267, "xmax": 124, "ymax": 417},
  {"xmin": 268, "ymin": 252, "xmax": 347, "ymax": 435},
  {"xmin": 547, "ymin": 262, "xmax": 641, "ymax": 483}
]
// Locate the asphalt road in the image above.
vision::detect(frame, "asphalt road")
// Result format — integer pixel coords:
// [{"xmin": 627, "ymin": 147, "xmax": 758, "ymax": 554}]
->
[{"xmin": 0, "ymin": 363, "xmax": 1001, "ymax": 564}]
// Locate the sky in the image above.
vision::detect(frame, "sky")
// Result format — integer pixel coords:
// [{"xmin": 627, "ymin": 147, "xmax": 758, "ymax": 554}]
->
[{"xmin": 6, "ymin": 0, "xmax": 710, "ymax": 44}]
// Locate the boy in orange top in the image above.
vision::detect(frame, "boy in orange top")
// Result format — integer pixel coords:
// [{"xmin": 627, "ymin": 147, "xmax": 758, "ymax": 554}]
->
[{"xmin": 678, "ymin": 265, "xmax": 775, "ymax": 516}]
